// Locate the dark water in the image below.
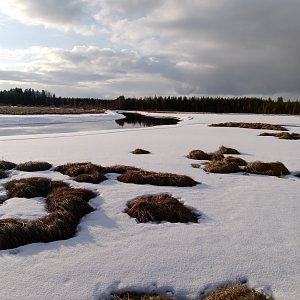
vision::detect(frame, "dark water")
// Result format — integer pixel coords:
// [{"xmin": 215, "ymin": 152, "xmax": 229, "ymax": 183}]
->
[{"xmin": 0, "ymin": 112, "xmax": 179, "ymax": 136}]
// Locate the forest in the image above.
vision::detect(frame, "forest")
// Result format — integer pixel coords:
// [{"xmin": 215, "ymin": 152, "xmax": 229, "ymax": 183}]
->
[{"xmin": 0, "ymin": 87, "xmax": 299, "ymax": 115}]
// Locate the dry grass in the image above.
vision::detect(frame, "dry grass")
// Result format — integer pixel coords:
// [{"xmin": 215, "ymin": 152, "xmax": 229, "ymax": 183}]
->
[
  {"xmin": 131, "ymin": 148, "xmax": 151, "ymax": 154},
  {"xmin": 187, "ymin": 150, "xmax": 210, "ymax": 160},
  {"xmin": 0, "ymin": 182, "xmax": 96, "ymax": 250},
  {"xmin": 5, "ymin": 177, "xmax": 68, "ymax": 198},
  {"xmin": 126, "ymin": 194, "xmax": 198, "ymax": 223},
  {"xmin": 259, "ymin": 132, "xmax": 300, "ymax": 140},
  {"xmin": 0, "ymin": 160, "xmax": 16, "ymax": 170},
  {"xmin": 202, "ymin": 284, "xmax": 272, "ymax": 300},
  {"xmin": 113, "ymin": 292, "xmax": 173, "ymax": 300},
  {"xmin": 16, "ymin": 161, "xmax": 52, "ymax": 172},
  {"xmin": 223, "ymin": 156, "xmax": 247, "ymax": 166},
  {"xmin": 209, "ymin": 122, "xmax": 287, "ymax": 131},
  {"xmin": 0, "ymin": 106, "xmax": 105, "ymax": 115},
  {"xmin": 217, "ymin": 145, "xmax": 240, "ymax": 155},
  {"xmin": 118, "ymin": 170, "xmax": 198, "ymax": 187},
  {"xmin": 73, "ymin": 171, "xmax": 107, "ymax": 184},
  {"xmin": 55, "ymin": 162, "xmax": 108, "ymax": 183},
  {"xmin": 204, "ymin": 159, "xmax": 241, "ymax": 174},
  {"xmin": 0, "ymin": 170, "xmax": 8, "ymax": 179},
  {"xmin": 104, "ymin": 165, "xmax": 141, "ymax": 174},
  {"xmin": 245, "ymin": 161, "xmax": 290, "ymax": 177},
  {"xmin": 55, "ymin": 162, "xmax": 105, "ymax": 177}
]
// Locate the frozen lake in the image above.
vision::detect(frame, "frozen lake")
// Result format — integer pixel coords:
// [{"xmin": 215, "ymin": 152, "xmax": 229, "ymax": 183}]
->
[{"xmin": 0, "ymin": 111, "xmax": 179, "ymax": 136}]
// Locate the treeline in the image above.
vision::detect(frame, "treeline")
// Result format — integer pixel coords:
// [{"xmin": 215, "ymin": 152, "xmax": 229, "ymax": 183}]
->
[
  {"xmin": 114, "ymin": 96, "xmax": 300, "ymax": 115},
  {"xmin": 1, "ymin": 88, "xmax": 300, "ymax": 115},
  {"xmin": 0, "ymin": 88, "xmax": 108, "ymax": 108}
]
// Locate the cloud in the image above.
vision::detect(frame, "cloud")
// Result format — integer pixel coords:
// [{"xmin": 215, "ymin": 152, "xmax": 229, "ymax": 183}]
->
[{"xmin": 1, "ymin": 0, "xmax": 300, "ymax": 97}]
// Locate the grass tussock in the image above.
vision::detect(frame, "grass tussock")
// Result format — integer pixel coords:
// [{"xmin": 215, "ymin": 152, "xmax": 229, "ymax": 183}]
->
[
  {"xmin": 131, "ymin": 148, "xmax": 151, "ymax": 154},
  {"xmin": 118, "ymin": 170, "xmax": 198, "ymax": 187},
  {"xmin": 0, "ymin": 160, "xmax": 16, "ymax": 170},
  {"xmin": 0, "ymin": 170, "xmax": 8, "ymax": 179},
  {"xmin": 209, "ymin": 122, "xmax": 287, "ymax": 131},
  {"xmin": 204, "ymin": 159, "xmax": 241, "ymax": 174},
  {"xmin": 5, "ymin": 177, "xmax": 68, "ymax": 198},
  {"xmin": 55, "ymin": 162, "xmax": 105, "ymax": 177},
  {"xmin": 223, "ymin": 156, "xmax": 247, "ymax": 166},
  {"xmin": 126, "ymin": 194, "xmax": 198, "ymax": 223},
  {"xmin": 0, "ymin": 183, "xmax": 96, "ymax": 250},
  {"xmin": 55, "ymin": 162, "xmax": 108, "ymax": 183},
  {"xmin": 104, "ymin": 165, "xmax": 141, "ymax": 174},
  {"xmin": 259, "ymin": 132, "xmax": 300, "ymax": 140},
  {"xmin": 113, "ymin": 292, "xmax": 173, "ymax": 300},
  {"xmin": 217, "ymin": 145, "xmax": 240, "ymax": 155},
  {"xmin": 16, "ymin": 161, "xmax": 52, "ymax": 172},
  {"xmin": 245, "ymin": 161, "xmax": 290, "ymax": 177},
  {"xmin": 202, "ymin": 284, "xmax": 272, "ymax": 300},
  {"xmin": 73, "ymin": 172, "xmax": 107, "ymax": 184},
  {"xmin": 187, "ymin": 150, "xmax": 210, "ymax": 160}
]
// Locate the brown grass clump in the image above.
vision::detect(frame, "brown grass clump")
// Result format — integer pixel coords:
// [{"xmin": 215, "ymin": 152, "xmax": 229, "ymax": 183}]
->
[
  {"xmin": 223, "ymin": 156, "xmax": 247, "ymax": 166},
  {"xmin": 187, "ymin": 150, "xmax": 210, "ymax": 160},
  {"xmin": 259, "ymin": 132, "xmax": 300, "ymax": 140},
  {"xmin": 113, "ymin": 292, "xmax": 173, "ymax": 300},
  {"xmin": 73, "ymin": 171, "xmax": 107, "ymax": 184},
  {"xmin": 16, "ymin": 161, "xmax": 52, "ymax": 172},
  {"xmin": 131, "ymin": 148, "xmax": 151, "ymax": 154},
  {"xmin": 118, "ymin": 170, "xmax": 198, "ymax": 187},
  {"xmin": 0, "ymin": 160, "xmax": 16, "ymax": 170},
  {"xmin": 5, "ymin": 177, "xmax": 68, "ymax": 198},
  {"xmin": 206, "ymin": 152, "xmax": 225, "ymax": 161},
  {"xmin": 202, "ymin": 284, "xmax": 272, "ymax": 300},
  {"xmin": 0, "ymin": 170, "xmax": 8, "ymax": 179},
  {"xmin": 209, "ymin": 122, "xmax": 287, "ymax": 131},
  {"xmin": 104, "ymin": 165, "xmax": 142, "ymax": 174},
  {"xmin": 217, "ymin": 145, "xmax": 240, "ymax": 155},
  {"xmin": 204, "ymin": 159, "xmax": 241, "ymax": 174},
  {"xmin": 0, "ymin": 184, "xmax": 96, "ymax": 250},
  {"xmin": 126, "ymin": 194, "xmax": 198, "ymax": 223},
  {"xmin": 55, "ymin": 162, "xmax": 108, "ymax": 183},
  {"xmin": 55, "ymin": 162, "xmax": 105, "ymax": 177},
  {"xmin": 245, "ymin": 161, "xmax": 290, "ymax": 177}
]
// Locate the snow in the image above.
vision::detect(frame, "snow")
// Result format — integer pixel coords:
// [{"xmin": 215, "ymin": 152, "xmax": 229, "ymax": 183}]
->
[{"xmin": 0, "ymin": 112, "xmax": 299, "ymax": 300}]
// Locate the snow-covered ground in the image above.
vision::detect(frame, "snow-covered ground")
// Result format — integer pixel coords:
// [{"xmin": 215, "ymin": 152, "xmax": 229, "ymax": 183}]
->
[{"xmin": 0, "ymin": 112, "xmax": 299, "ymax": 300}]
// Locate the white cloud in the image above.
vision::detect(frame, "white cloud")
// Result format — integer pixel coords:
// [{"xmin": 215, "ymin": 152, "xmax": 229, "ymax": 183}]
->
[{"xmin": 0, "ymin": 0, "xmax": 300, "ymax": 97}]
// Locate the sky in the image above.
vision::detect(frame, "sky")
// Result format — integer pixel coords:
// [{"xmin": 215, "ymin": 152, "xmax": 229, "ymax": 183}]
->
[{"xmin": 0, "ymin": 0, "xmax": 299, "ymax": 99}]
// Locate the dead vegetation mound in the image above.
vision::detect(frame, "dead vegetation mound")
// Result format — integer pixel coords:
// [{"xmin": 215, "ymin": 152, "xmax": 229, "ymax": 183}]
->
[
  {"xmin": 0, "ymin": 160, "xmax": 16, "ymax": 170},
  {"xmin": 187, "ymin": 150, "xmax": 210, "ymax": 160},
  {"xmin": 118, "ymin": 170, "xmax": 198, "ymax": 187},
  {"xmin": 131, "ymin": 148, "xmax": 151, "ymax": 154},
  {"xmin": 5, "ymin": 177, "xmax": 68, "ymax": 198},
  {"xmin": 202, "ymin": 284, "xmax": 272, "ymax": 300},
  {"xmin": 55, "ymin": 162, "xmax": 105, "ymax": 177},
  {"xmin": 113, "ymin": 292, "xmax": 173, "ymax": 300},
  {"xmin": 0, "ymin": 181, "xmax": 96, "ymax": 249},
  {"xmin": 126, "ymin": 194, "xmax": 198, "ymax": 223},
  {"xmin": 16, "ymin": 161, "xmax": 52, "ymax": 172},
  {"xmin": 259, "ymin": 132, "xmax": 300, "ymax": 140},
  {"xmin": 217, "ymin": 145, "xmax": 240, "ymax": 155},
  {"xmin": 245, "ymin": 161, "xmax": 290, "ymax": 177},
  {"xmin": 0, "ymin": 170, "xmax": 8, "ymax": 179},
  {"xmin": 204, "ymin": 159, "xmax": 241, "ymax": 174},
  {"xmin": 223, "ymin": 156, "xmax": 247, "ymax": 166},
  {"xmin": 209, "ymin": 122, "xmax": 287, "ymax": 131},
  {"xmin": 55, "ymin": 162, "xmax": 108, "ymax": 183},
  {"xmin": 104, "ymin": 165, "xmax": 141, "ymax": 174}
]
